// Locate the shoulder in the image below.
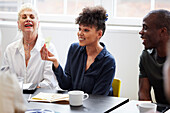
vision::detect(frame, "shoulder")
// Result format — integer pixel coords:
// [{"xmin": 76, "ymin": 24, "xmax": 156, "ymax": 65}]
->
[
  {"xmin": 5, "ymin": 39, "xmax": 21, "ymax": 52},
  {"xmin": 140, "ymin": 49, "xmax": 155, "ymax": 59},
  {"xmin": 105, "ymin": 52, "xmax": 116, "ymax": 65},
  {"xmin": 68, "ymin": 42, "xmax": 81, "ymax": 52},
  {"xmin": 70, "ymin": 42, "xmax": 80, "ymax": 49},
  {"xmin": 101, "ymin": 42, "xmax": 115, "ymax": 65}
]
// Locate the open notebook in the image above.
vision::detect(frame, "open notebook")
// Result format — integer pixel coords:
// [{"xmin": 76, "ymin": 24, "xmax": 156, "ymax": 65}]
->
[{"xmin": 28, "ymin": 92, "xmax": 69, "ymax": 103}]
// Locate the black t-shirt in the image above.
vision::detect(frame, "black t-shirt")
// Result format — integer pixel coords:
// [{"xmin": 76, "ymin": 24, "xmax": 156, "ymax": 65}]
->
[{"xmin": 139, "ymin": 49, "xmax": 169, "ymax": 104}]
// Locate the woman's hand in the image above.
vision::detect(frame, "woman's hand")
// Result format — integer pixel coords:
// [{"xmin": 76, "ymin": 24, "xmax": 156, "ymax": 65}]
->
[{"xmin": 40, "ymin": 44, "xmax": 59, "ymax": 68}]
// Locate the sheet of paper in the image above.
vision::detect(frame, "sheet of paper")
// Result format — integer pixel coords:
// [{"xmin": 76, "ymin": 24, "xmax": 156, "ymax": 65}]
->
[
  {"xmin": 23, "ymin": 83, "xmax": 33, "ymax": 90},
  {"xmin": 28, "ymin": 92, "xmax": 69, "ymax": 102},
  {"xmin": 45, "ymin": 37, "xmax": 52, "ymax": 48}
]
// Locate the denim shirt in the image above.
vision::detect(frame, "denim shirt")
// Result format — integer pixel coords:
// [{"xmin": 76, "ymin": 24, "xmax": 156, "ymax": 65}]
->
[{"xmin": 53, "ymin": 42, "xmax": 116, "ymax": 95}]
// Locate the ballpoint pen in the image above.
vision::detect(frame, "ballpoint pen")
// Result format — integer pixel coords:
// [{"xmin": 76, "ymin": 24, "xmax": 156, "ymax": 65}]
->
[{"xmin": 27, "ymin": 94, "xmax": 32, "ymax": 103}]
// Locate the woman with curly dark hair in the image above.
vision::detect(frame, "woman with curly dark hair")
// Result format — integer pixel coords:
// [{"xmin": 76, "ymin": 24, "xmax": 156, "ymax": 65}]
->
[{"xmin": 40, "ymin": 6, "xmax": 116, "ymax": 96}]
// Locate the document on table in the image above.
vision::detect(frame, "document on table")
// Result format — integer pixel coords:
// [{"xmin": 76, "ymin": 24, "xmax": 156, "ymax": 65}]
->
[
  {"xmin": 23, "ymin": 83, "xmax": 33, "ymax": 90},
  {"xmin": 28, "ymin": 92, "xmax": 69, "ymax": 103}
]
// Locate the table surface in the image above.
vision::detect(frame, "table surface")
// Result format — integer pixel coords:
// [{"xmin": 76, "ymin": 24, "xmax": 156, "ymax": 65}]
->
[
  {"xmin": 24, "ymin": 88, "xmax": 129, "ymax": 113},
  {"xmin": 110, "ymin": 100, "xmax": 170, "ymax": 113}
]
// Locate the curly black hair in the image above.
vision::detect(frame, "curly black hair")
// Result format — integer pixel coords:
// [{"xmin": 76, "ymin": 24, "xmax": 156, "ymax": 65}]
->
[{"xmin": 75, "ymin": 6, "xmax": 108, "ymax": 36}]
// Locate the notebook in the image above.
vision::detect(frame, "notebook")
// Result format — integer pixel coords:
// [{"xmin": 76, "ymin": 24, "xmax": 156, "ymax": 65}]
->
[{"xmin": 28, "ymin": 92, "xmax": 69, "ymax": 103}]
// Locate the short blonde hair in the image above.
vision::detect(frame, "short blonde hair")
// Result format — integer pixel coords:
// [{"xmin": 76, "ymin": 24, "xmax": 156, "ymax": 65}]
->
[{"xmin": 18, "ymin": 3, "xmax": 39, "ymax": 20}]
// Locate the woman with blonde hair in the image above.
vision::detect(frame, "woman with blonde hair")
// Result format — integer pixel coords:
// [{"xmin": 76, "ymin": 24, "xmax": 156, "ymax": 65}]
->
[{"xmin": 1, "ymin": 3, "xmax": 59, "ymax": 89}]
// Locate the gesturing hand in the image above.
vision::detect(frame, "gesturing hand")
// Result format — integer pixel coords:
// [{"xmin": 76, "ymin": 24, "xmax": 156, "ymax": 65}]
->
[{"xmin": 40, "ymin": 44, "xmax": 59, "ymax": 68}]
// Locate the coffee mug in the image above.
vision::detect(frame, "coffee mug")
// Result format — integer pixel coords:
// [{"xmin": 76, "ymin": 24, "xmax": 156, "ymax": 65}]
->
[
  {"xmin": 68, "ymin": 90, "xmax": 89, "ymax": 106},
  {"xmin": 137, "ymin": 103, "xmax": 157, "ymax": 113}
]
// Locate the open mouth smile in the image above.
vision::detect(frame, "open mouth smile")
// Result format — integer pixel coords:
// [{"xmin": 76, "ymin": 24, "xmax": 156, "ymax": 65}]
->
[
  {"xmin": 78, "ymin": 37, "xmax": 85, "ymax": 41},
  {"xmin": 24, "ymin": 22, "xmax": 33, "ymax": 28}
]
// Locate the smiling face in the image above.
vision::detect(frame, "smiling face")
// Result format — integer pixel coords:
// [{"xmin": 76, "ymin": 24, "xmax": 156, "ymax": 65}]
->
[
  {"xmin": 139, "ymin": 14, "xmax": 162, "ymax": 49},
  {"xmin": 77, "ymin": 24, "xmax": 102, "ymax": 47},
  {"xmin": 18, "ymin": 9, "xmax": 39, "ymax": 34}
]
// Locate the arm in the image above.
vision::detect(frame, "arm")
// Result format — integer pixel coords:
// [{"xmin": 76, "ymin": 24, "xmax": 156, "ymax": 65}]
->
[
  {"xmin": 138, "ymin": 51, "xmax": 152, "ymax": 101},
  {"xmin": 1, "ymin": 48, "xmax": 10, "ymax": 71},
  {"xmin": 52, "ymin": 44, "xmax": 74, "ymax": 90},
  {"xmin": 39, "ymin": 43, "xmax": 60, "ymax": 89},
  {"xmin": 38, "ymin": 60, "xmax": 58, "ymax": 89},
  {"xmin": 40, "ymin": 43, "xmax": 72, "ymax": 90},
  {"xmin": 138, "ymin": 77, "xmax": 152, "ymax": 101}
]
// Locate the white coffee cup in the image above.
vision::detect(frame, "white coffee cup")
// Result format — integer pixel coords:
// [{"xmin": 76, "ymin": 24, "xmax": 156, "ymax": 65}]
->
[
  {"xmin": 137, "ymin": 103, "xmax": 157, "ymax": 113},
  {"xmin": 68, "ymin": 90, "xmax": 89, "ymax": 106}
]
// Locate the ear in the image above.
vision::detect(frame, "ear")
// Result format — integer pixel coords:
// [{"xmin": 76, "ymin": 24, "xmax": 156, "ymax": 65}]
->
[
  {"xmin": 38, "ymin": 21, "xmax": 40, "ymax": 28},
  {"xmin": 160, "ymin": 27, "xmax": 168, "ymax": 37},
  {"xmin": 97, "ymin": 30, "xmax": 103, "ymax": 39},
  {"xmin": 17, "ymin": 21, "xmax": 21, "ymax": 30}
]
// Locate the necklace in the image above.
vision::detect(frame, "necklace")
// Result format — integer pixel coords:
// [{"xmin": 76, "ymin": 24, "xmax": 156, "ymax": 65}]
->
[{"xmin": 23, "ymin": 40, "xmax": 35, "ymax": 61}]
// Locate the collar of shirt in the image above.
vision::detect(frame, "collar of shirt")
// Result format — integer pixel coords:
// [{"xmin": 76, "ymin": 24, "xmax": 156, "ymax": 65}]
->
[
  {"xmin": 146, "ymin": 49, "xmax": 154, "ymax": 55},
  {"xmin": 15, "ymin": 34, "xmax": 45, "ymax": 54},
  {"xmin": 79, "ymin": 42, "xmax": 107, "ymax": 61}
]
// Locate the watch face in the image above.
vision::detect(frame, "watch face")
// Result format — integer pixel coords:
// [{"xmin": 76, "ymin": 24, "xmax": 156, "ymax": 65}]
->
[{"xmin": 25, "ymin": 109, "xmax": 57, "ymax": 113}]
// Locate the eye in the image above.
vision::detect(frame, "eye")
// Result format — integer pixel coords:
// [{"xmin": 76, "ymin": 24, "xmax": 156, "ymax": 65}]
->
[
  {"xmin": 30, "ymin": 14, "xmax": 35, "ymax": 19},
  {"xmin": 22, "ymin": 15, "xmax": 27, "ymax": 19},
  {"xmin": 78, "ymin": 27, "xmax": 81, "ymax": 31},
  {"xmin": 143, "ymin": 25, "xmax": 148, "ymax": 30},
  {"xmin": 84, "ymin": 29, "xmax": 89, "ymax": 32}
]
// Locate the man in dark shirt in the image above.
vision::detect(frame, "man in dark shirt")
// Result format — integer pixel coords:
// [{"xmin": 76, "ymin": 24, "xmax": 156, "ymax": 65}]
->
[{"xmin": 138, "ymin": 9, "xmax": 170, "ymax": 104}]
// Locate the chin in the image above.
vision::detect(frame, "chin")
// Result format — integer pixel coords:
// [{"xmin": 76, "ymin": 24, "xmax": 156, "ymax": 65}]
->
[
  {"xmin": 79, "ymin": 42, "xmax": 85, "ymax": 46},
  {"xmin": 144, "ymin": 46, "xmax": 153, "ymax": 50}
]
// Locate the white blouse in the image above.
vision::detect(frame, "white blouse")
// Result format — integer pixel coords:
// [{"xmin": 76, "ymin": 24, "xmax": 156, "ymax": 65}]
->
[{"xmin": 1, "ymin": 35, "xmax": 59, "ymax": 89}]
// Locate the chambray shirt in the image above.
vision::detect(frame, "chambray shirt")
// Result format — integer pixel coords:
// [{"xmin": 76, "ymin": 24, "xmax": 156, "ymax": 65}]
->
[{"xmin": 53, "ymin": 42, "xmax": 116, "ymax": 95}]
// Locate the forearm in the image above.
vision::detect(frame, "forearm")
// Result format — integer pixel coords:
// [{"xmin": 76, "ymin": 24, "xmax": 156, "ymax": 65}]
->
[
  {"xmin": 53, "ymin": 58, "xmax": 59, "ymax": 69},
  {"xmin": 139, "ymin": 78, "xmax": 152, "ymax": 101},
  {"xmin": 38, "ymin": 80, "xmax": 54, "ymax": 89},
  {"xmin": 52, "ymin": 64, "xmax": 71, "ymax": 90},
  {"xmin": 138, "ymin": 90, "xmax": 151, "ymax": 101}
]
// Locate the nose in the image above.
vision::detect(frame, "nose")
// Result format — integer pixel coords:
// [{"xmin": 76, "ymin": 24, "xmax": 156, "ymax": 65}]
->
[
  {"xmin": 26, "ymin": 18, "xmax": 31, "ymax": 22},
  {"xmin": 78, "ymin": 30, "xmax": 83, "ymax": 36},
  {"xmin": 139, "ymin": 29, "xmax": 143, "ymax": 35},
  {"xmin": 25, "ymin": 16, "xmax": 31, "ymax": 22}
]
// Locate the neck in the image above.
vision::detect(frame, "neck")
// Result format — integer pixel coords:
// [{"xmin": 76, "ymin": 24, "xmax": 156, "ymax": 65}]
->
[
  {"xmin": 86, "ymin": 43, "xmax": 103, "ymax": 56},
  {"xmin": 156, "ymin": 44, "xmax": 167, "ymax": 57},
  {"xmin": 23, "ymin": 33, "xmax": 38, "ymax": 46}
]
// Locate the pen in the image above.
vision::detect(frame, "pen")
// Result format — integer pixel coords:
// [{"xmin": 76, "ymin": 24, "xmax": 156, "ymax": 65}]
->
[{"xmin": 28, "ymin": 94, "xmax": 32, "ymax": 103}]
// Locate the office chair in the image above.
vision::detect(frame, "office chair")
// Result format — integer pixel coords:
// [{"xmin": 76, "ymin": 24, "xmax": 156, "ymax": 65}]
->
[{"xmin": 112, "ymin": 78, "xmax": 121, "ymax": 97}]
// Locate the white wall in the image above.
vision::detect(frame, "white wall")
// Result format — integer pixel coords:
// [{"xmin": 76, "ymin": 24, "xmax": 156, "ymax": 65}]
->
[{"xmin": 0, "ymin": 21, "xmax": 144, "ymax": 100}]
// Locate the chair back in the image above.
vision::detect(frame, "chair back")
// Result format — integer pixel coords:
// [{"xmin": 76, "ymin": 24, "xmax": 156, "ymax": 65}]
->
[{"xmin": 112, "ymin": 78, "xmax": 121, "ymax": 97}]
